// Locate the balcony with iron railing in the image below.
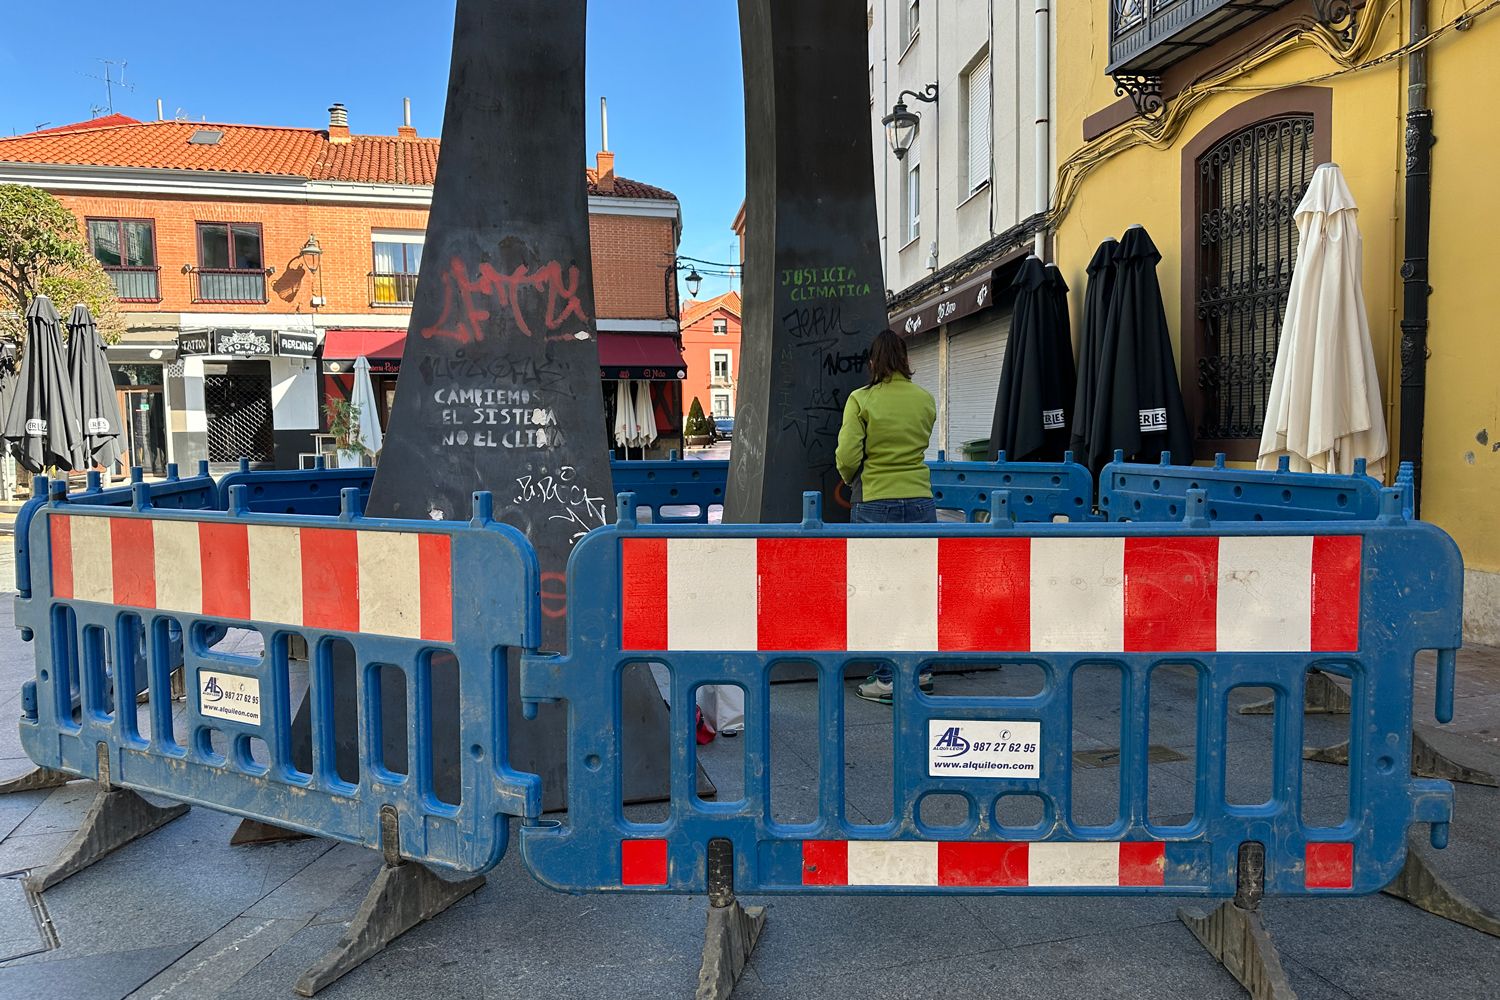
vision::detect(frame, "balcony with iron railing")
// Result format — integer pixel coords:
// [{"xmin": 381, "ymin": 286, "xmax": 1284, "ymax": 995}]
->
[
  {"xmin": 370, "ymin": 271, "xmax": 419, "ymax": 307},
  {"xmin": 1109, "ymin": 0, "xmax": 1297, "ymax": 74},
  {"xmin": 104, "ymin": 266, "xmax": 161, "ymax": 303},
  {"xmin": 188, "ymin": 267, "xmax": 270, "ymax": 304}
]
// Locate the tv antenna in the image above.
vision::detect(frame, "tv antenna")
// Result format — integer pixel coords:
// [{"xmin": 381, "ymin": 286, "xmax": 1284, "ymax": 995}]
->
[{"xmin": 83, "ymin": 59, "xmax": 135, "ymax": 116}]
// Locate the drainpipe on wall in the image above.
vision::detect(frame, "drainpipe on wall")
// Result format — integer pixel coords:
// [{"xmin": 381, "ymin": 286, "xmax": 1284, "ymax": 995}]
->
[
  {"xmin": 1399, "ymin": 0, "xmax": 1434, "ymax": 513},
  {"xmin": 1033, "ymin": 0, "xmax": 1051, "ymax": 257}
]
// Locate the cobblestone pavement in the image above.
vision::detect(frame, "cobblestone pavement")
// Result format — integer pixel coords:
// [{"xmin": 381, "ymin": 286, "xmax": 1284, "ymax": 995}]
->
[{"xmin": 0, "ymin": 571, "xmax": 1497, "ymax": 998}]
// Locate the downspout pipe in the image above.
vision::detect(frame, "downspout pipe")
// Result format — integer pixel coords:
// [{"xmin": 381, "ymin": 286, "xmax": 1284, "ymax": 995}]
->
[
  {"xmin": 1034, "ymin": 0, "xmax": 1051, "ymax": 257},
  {"xmin": 1399, "ymin": 0, "xmax": 1434, "ymax": 513}
]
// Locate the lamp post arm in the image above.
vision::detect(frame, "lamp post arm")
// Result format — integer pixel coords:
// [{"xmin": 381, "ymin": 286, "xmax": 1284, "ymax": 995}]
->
[{"xmin": 895, "ymin": 84, "xmax": 939, "ymax": 105}]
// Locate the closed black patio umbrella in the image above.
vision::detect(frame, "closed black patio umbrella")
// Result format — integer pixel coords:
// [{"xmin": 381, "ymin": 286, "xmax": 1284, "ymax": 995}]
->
[
  {"xmin": 1070, "ymin": 237, "xmax": 1119, "ymax": 467},
  {"xmin": 2, "ymin": 295, "xmax": 83, "ymax": 473},
  {"xmin": 67, "ymin": 303, "xmax": 126, "ymax": 470},
  {"xmin": 988, "ymin": 256, "xmax": 1077, "ymax": 463},
  {"xmin": 1086, "ymin": 226, "xmax": 1192, "ymax": 469}
]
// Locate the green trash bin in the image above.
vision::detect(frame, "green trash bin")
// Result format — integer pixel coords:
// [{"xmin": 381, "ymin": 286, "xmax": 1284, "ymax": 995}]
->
[{"xmin": 960, "ymin": 438, "xmax": 990, "ymax": 462}]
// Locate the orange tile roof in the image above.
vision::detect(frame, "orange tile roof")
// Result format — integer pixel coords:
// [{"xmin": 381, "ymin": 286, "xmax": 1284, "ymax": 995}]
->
[
  {"xmin": 0, "ymin": 118, "xmax": 675, "ymax": 198},
  {"xmin": 681, "ymin": 289, "xmax": 741, "ymax": 327}
]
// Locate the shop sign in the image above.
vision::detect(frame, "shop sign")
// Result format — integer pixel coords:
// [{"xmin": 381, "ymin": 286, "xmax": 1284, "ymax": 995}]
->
[
  {"xmin": 177, "ymin": 331, "xmax": 212, "ymax": 356},
  {"xmin": 603, "ymin": 366, "xmax": 686, "ymax": 381},
  {"xmin": 892, "ymin": 272, "xmax": 995, "ymax": 337},
  {"xmin": 214, "ymin": 328, "xmax": 274, "ymax": 357},
  {"xmin": 277, "ymin": 331, "xmax": 318, "ymax": 358},
  {"xmin": 324, "ymin": 357, "xmax": 402, "ymax": 375}
]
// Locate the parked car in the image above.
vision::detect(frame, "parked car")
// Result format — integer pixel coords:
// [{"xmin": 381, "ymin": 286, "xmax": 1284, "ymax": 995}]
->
[{"xmin": 713, "ymin": 417, "xmax": 734, "ymax": 440}]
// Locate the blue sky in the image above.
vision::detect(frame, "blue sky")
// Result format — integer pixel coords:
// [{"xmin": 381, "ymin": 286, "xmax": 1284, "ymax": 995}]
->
[{"xmin": 0, "ymin": 1, "xmax": 747, "ymax": 301}]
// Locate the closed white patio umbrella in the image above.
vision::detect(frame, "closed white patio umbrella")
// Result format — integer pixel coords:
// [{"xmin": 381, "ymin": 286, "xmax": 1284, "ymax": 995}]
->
[
  {"xmin": 613, "ymin": 379, "xmax": 640, "ymax": 451},
  {"xmin": 349, "ymin": 356, "xmax": 384, "ymax": 461},
  {"xmin": 631, "ymin": 378, "xmax": 658, "ymax": 449},
  {"xmin": 1258, "ymin": 163, "xmax": 1388, "ymax": 478}
]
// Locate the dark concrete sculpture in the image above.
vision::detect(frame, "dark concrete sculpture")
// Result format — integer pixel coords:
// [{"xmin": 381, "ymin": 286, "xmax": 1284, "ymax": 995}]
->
[
  {"xmin": 725, "ymin": 0, "xmax": 891, "ymax": 525},
  {"xmin": 271, "ymin": 0, "xmax": 686, "ymax": 830},
  {"xmin": 368, "ymin": 2, "xmax": 612, "ymax": 625}
]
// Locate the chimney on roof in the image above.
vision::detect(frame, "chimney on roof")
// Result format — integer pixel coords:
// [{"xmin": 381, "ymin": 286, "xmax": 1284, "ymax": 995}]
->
[
  {"xmin": 398, "ymin": 97, "xmax": 417, "ymax": 139},
  {"xmin": 595, "ymin": 150, "xmax": 616, "ymax": 195},
  {"xmin": 328, "ymin": 103, "xmax": 350, "ymax": 144},
  {"xmin": 595, "ymin": 96, "xmax": 615, "ymax": 194}
]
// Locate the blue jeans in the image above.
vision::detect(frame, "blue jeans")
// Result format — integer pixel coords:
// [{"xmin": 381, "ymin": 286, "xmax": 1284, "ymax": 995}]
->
[
  {"xmin": 851, "ymin": 497, "xmax": 937, "ymax": 524},
  {"xmin": 852, "ymin": 497, "xmax": 936, "ymax": 683}
]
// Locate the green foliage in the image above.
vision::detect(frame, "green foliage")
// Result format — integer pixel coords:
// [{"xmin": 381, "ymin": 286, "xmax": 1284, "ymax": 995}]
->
[
  {"xmin": 324, "ymin": 396, "xmax": 369, "ymax": 456},
  {"xmin": 685, "ymin": 396, "xmax": 714, "ymax": 437},
  {"xmin": 0, "ymin": 184, "xmax": 123, "ymax": 347}
]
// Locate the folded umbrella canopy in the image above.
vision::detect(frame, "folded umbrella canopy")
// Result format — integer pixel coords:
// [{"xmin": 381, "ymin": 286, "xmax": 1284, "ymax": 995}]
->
[
  {"xmin": 66, "ymin": 303, "xmax": 125, "ymax": 471},
  {"xmin": 1258, "ymin": 163, "xmax": 1388, "ymax": 478},
  {"xmin": 1087, "ymin": 226, "xmax": 1192, "ymax": 469},
  {"xmin": 3, "ymin": 295, "xmax": 84, "ymax": 473},
  {"xmin": 349, "ymin": 356, "xmax": 385, "ymax": 460},
  {"xmin": 988, "ymin": 256, "xmax": 1077, "ymax": 462},
  {"xmin": 613, "ymin": 379, "xmax": 640, "ymax": 450},
  {"xmin": 631, "ymin": 377, "xmax": 658, "ymax": 449},
  {"xmin": 1070, "ymin": 238, "xmax": 1119, "ymax": 467}
]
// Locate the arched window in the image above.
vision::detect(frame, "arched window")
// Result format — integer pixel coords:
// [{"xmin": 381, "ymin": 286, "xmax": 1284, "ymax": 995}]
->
[{"xmin": 1193, "ymin": 115, "xmax": 1316, "ymax": 447}]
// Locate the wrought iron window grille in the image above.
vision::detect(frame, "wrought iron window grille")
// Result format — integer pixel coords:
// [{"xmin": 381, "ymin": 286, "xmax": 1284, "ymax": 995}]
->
[{"xmin": 1194, "ymin": 115, "xmax": 1316, "ymax": 445}]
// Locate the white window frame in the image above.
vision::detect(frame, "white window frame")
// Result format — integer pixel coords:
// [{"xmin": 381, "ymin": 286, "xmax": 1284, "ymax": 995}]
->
[
  {"xmin": 712, "ymin": 317, "xmax": 728, "ymax": 336},
  {"xmin": 710, "ymin": 349, "xmax": 732, "ymax": 383},
  {"xmin": 711, "ymin": 391, "xmax": 732, "ymax": 419},
  {"xmin": 902, "ymin": 141, "xmax": 922, "ymax": 246},
  {"xmin": 963, "ymin": 50, "xmax": 992, "ymax": 194},
  {"xmin": 901, "ymin": 0, "xmax": 921, "ymax": 50}
]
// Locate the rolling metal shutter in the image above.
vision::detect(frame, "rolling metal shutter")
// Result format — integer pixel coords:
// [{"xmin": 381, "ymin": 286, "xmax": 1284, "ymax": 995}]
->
[
  {"xmin": 906, "ymin": 331, "xmax": 942, "ymax": 460},
  {"xmin": 945, "ymin": 312, "xmax": 1010, "ymax": 457}
]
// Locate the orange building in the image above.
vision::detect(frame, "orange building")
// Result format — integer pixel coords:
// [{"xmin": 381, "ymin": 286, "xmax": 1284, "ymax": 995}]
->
[
  {"xmin": 679, "ymin": 291, "xmax": 742, "ymax": 422},
  {"xmin": 0, "ymin": 104, "xmax": 685, "ymax": 469}
]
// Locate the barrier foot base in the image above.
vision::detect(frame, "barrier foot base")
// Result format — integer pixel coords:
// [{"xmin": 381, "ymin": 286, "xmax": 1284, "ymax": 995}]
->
[
  {"xmin": 1304, "ymin": 733, "xmax": 1499, "ymax": 787},
  {"xmin": 696, "ymin": 898, "xmax": 766, "ymax": 1000},
  {"xmin": 1178, "ymin": 901, "xmax": 1296, "ymax": 1000},
  {"xmin": 0, "ymin": 766, "xmax": 76, "ymax": 795},
  {"xmin": 1383, "ymin": 845, "xmax": 1500, "ymax": 937},
  {"xmin": 24, "ymin": 787, "xmax": 189, "ymax": 893},
  {"xmin": 1241, "ymin": 670, "xmax": 1350, "ymax": 716},
  {"xmin": 230, "ymin": 818, "xmax": 314, "ymax": 847},
  {"xmin": 293, "ymin": 861, "xmax": 485, "ymax": 997}
]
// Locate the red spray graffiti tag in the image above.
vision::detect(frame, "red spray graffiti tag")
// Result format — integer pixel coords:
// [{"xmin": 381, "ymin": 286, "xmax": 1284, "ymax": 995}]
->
[{"xmin": 422, "ymin": 258, "xmax": 591, "ymax": 344}]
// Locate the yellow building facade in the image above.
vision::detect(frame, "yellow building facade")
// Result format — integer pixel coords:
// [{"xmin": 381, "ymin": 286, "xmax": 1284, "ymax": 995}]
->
[{"xmin": 1052, "ymin": 0, "xmax": 1500, "ymax": 640}]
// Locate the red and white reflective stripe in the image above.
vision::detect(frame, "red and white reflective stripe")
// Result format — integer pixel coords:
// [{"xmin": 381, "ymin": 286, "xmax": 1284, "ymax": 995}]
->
[
  {"xmin": 620, "ymin": 535, "xmax": 1361, "ymax": 653},
  {"xmin": 800, "ymin": 840, "xmax": 1167, "ymax": 887},
  {"xmin": 49, "ymin": 514, "xmax": 454, "ymax": 642}
]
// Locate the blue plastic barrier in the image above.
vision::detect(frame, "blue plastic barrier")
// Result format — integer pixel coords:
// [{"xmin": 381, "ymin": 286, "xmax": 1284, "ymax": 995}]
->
[
  {"xmin": 1099, "ymin": 452, "xmax": 1394, "ymax": 523},
  {"xmin": 216, "ymin": 458, "xmax": 376, "ymax": 516},
  {"xmin": 518, "ymin": 489, "xmax": 1459, "ymax": 898},
  {"xmin": 928, "ymin": 450, "xmax": 1096, "ymax": 523},
  {"xmin": 610, "ymin": 455, "xmax": 729, "ymax": 524},
  {"xmin": 15, "ymin": 485, "xmax": 541, "ymax": 874}
]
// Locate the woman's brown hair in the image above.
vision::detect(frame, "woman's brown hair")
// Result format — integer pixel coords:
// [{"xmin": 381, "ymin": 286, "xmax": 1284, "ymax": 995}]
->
[{"xmin": 867, "ymin": 329, "xmax": 913, "ymax": 386}]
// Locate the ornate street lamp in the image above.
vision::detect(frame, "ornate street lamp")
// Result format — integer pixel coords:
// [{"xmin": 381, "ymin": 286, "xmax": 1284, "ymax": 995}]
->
[
  {"xmin": 685, "ymin": 267, "xmax": 704, "ymax": 299},
  {"xmin": 883, "ymin": 84, "xmax": 938, "ymax": 161}
]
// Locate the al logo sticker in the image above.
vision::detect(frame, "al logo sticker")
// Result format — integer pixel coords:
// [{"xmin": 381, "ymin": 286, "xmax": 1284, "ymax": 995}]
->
[
  {"xmin": 198, "ymin": 670, "xmax": 262, "ymax": 726},
  {"xmin": 928, "ymin": 720, "xmax": 1041, "ymax": 778}
]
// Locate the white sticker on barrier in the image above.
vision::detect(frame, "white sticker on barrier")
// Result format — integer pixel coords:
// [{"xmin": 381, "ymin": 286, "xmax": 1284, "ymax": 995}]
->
[
  {"xmin": 198, "ymin": 670, "xmax": 262, "ymax": 726},
  {"xmin": 928, "ymin": 720, "xmax": 1041, "ymax": 778}
]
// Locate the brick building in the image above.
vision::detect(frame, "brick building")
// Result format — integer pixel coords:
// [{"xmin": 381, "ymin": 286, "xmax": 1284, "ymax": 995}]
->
[
  {"xmin": 0, "ymin": 104, "xmax": 686, "ymax": 470},
  {"xmin": 679, "ymin": 291, "xmax": 741, "ymax": 422}
]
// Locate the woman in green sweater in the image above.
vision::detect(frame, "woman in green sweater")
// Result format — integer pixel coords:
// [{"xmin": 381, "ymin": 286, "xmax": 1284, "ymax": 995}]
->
[{"xmin": 836, "ymin": 329, "xmax": 938, "ymax": 703}]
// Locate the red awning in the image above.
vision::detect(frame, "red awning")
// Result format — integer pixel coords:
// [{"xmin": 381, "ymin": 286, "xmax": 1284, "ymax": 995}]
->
[
  {"xmin": 323, "ymin": 328, "xmax": 407, "ymax": 360},
  {"xmin": 598, "ymin": 332, "xmax": 687, "ymax": 381}
]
